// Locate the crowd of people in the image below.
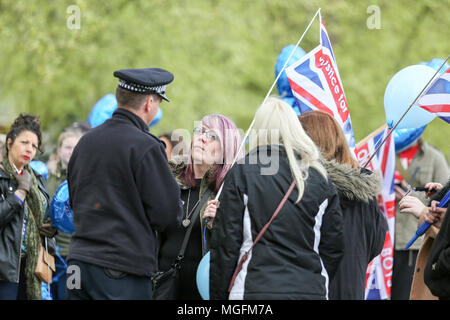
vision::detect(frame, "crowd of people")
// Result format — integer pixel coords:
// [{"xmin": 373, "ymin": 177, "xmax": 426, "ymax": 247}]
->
[{"xmin": 0, "ymin": 67, "xmax": 448, "ymax": 300}]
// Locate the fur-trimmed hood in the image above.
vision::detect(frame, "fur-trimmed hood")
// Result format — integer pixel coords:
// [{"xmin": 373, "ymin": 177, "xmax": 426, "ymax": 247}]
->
[
  {"xmin": 321, "ymin": 159, "xmax": 382, "ymax": 203},
  {"xmin": 168, "ymin": 156, "xmax": 190, "ymax": 188}
]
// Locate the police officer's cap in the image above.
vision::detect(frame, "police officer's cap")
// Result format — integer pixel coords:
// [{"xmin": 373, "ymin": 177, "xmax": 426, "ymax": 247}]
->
[{"xmin": 113, "ymin": 68, "xmax": 174, "ymax": 102}]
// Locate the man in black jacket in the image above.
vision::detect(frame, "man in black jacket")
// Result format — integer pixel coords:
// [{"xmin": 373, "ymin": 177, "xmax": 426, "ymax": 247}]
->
[
  {"xmin": 424, "ymin": 180, "xmax": 450, "ymax": 300},
  {"xmin": 66, "ymin": 68, "xmax": 183, "ymax": 300}
]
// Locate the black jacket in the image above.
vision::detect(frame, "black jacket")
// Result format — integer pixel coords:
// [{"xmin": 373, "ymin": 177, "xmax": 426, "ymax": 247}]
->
[
  {"xmin": 210, "ymin": 145, "xmax": 344, "ymax": 300},
  {"xmin": 0, "ymin": 167, "xmax": 49, "ymax": 283},
  {"xmin": 323, "ymin": 159, "xmax": 387, "ymax": 300},
  {"xmin": 424, "ymin": 180, "xmax": 450, "ymax": 299},
  {"xmin": 157, "ymin": 160, "xmax": 217, "ymax": 299},
  {"xmin": 67, "ymin": 108, "xmax": 183, "ymax": 277}
]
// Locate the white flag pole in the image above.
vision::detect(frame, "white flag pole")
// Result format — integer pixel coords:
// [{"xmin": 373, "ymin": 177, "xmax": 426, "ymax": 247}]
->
[{"xmin": 213, "ymin": 8, "xmax": 322, "ymax": 201}]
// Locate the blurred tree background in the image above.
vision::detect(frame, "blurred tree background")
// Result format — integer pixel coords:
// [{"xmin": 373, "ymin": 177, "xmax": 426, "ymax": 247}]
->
[{"xmin": 0, "ymin": 0, "xmax": 448, "ymax": 159}]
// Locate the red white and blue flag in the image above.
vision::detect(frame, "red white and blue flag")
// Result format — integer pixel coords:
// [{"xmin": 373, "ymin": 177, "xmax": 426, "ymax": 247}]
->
[
  {"xmin": 355, "ymin": 125, "xmax": 396, "ymax": 300},
  {"xmin": 416, "ymin": 67, "xmax": 450, "ymax": 124},
  {"xmin": 285, "ymin": 14, "xmax": 356, "ymax": 153}
]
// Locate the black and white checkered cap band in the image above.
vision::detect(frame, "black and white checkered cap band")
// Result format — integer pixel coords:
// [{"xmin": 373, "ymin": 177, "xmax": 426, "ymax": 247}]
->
[{"xmin": 118, "ymin": 79, "xmax": 167, "ymax": 94}]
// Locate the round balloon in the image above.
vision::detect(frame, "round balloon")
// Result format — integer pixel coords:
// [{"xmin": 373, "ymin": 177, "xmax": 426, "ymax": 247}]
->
[
  {"xmin": 418, "ymin": 58, "xmax": 450, "ymax": 74},
  {"xmin": 88, "ymin": 93, "xmax": 163, "ymax": 128},
  {"xmin": 50, "ymin": 180, "xmax": 74, "ymax": 234},
  {"xmin": 384, "ymin": 65, "xmax": 436, "ymax": 129},
  {"xmin": 393, "ymin": 125, "xmax": 426, "ymax": 153},
  {"xmin": 149, "ymin": 107, "xmax": 163, "ymax": 127},
  {"xmin": 275, "ymin": 45, "xmax": 306, "ymax": 98},
  {"xmin": 29, "ymin": 160, "xmax": 48, "ymax": 180},
  {"xmin": 87, "ymin": 94, "xmax": 118, "ymax": 128},
  {"xmin": 282, "ymin": 96, "xmax": 296, "ymax": 107},
  {"xmin": 196, "ymin": 251, "xmax": 210, "ymax": 300}
]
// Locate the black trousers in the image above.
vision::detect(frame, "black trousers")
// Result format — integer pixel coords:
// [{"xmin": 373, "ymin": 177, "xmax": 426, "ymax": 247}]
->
[
  {"xmin": 391, "ymin": 249, "xmax": 419, "ymax": 300},
  {"xmin": 66, "ymin": 259, "xmax": 153, "ymax": 300},
  {"xmin": 0, "ymin": 257, "xmax": 27, "ymax": 300}
]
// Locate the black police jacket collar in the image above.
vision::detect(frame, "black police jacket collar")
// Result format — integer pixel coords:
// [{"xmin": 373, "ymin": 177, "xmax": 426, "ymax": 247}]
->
[
  {"xmin": 112, "ymin": 107, "xmax": 149, "ymax": 132},
  {"xmin": 112, "ymin": 108, "xmax": 165, "ymax": 149}
]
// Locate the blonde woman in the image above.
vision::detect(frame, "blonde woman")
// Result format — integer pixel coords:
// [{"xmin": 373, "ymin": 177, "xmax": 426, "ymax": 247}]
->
[
  {"xmin": 46, "ymin": 128, "xmax": 83, "ymax": 300},
  {"xmin": 209, "ymin": 97, "xmax": 344, "ymax": 300}
]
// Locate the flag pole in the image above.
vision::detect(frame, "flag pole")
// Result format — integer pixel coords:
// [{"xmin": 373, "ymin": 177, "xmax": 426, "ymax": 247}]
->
[
  {"xmin": 213, "ymin": 8, "xmax": 322, "ymax": 200},
  {"xmin": 363, "ymin": 55, "xmax": 450, "ymax": 169}
]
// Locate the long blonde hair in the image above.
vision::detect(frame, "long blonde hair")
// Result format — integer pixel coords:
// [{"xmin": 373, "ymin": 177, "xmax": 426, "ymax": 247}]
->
[{"xmin": 250, "ymin": 97, "xmax": 327, "ymax": 202}]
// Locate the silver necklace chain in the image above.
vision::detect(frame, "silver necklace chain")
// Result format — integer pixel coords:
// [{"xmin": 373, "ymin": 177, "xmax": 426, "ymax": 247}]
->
[{"xmin": 182, "ymin": 188, "xmax": 201, "ymax": 228}]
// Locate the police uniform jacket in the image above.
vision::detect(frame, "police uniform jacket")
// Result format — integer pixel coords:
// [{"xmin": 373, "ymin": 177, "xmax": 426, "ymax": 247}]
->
[{"xmin": 67, "ymin": 108, "xmax": 182, "ymax": 277}]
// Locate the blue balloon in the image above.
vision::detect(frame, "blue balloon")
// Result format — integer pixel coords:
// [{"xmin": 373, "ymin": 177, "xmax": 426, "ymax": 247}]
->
[
  {"xmin": 50, "ymin": 181, "xmax": 74, "ymax": 234},
  {"xmin": 384, "ymin": 65, "xmax": 436, "ymax": 129},
  {"xmin": 87, "ymin": 94, "xmax": 118, "ymax": 128},
  {"xmin": 41, "ymin": 282, "xmax": 53, "ymax": 300},
  {"xmin": 281, "ymin": 96, "xmax": 301, "ymax": 113},
  {"xmin": 29, "ymin": 161, "xmax": 48, "ymax": 180},
  {"xmin": 88, "ymin": 93, "xmax": 163, "ymax": 128},
  {"xmin": 418, "ymin": 59, "xmax": 450, "ymax": 94},
  {"xmin": 149, "ymin": 107, "xmax": 163, "ymax": 127},
  {"xmin": 418, "ymin": 58, "xmax": 450, "ymax": 74},
  {"xmin": 196, "ymin": 251, "xmax": 210, "ymax": 300},
  {"xmin": 393, "ymin": 125, "xmax": 426, "ymax": 153},
  {"xmin": 275, "ymin": 45, "xmax": 306, "ymax": 98}
]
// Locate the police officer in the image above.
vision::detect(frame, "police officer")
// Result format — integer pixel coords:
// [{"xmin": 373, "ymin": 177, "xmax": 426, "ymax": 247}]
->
[{"xmin": 66, "ymin": 68, "xmax": 183, "ymax": 300}]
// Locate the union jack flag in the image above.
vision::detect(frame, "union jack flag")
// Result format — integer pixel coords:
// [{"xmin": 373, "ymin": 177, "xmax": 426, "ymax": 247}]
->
[
  {"xmin": 285, "ymin": 14, "xmax": 356, "ymax": 153},
  {"xmin": 416, "ymin": 67, "xmax": 450, "ymax": 124},
  {"xmin": 355, "ymin": 125, "xmax": 396, "ymax": 300}
]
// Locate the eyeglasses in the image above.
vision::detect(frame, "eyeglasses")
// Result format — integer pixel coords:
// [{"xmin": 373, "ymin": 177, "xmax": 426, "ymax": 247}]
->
[{"xmin": 193, "ymin": 127, "xmax": 219, "ymax": 141}]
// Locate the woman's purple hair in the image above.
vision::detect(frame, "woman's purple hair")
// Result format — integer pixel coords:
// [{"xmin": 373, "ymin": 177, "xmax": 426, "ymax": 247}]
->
[{"xmin": 181, "ymin": 114, "xmax": 242, "ymax": 192}]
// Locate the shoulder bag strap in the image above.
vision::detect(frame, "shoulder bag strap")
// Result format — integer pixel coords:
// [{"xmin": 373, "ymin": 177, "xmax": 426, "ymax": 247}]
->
[
  {"xmin": 174, "ymin": 189, "xmax": 212, "ymax": 268},
  {"xmin": 228, "ymin": 180, "xmax": 296, "ymax": 292}
]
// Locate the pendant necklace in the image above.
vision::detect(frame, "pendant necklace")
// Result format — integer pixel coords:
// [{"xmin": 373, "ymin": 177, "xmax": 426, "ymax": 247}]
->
[{"xmin": 182, "ymin": 188, "xmax": 201, "ymax": 228}]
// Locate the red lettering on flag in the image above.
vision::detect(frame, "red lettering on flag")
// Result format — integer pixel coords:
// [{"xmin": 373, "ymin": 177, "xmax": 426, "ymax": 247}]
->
[
  {"xmin": 355, "ymin": 143, "xmax": 373, "ymax": 171},
  {"xmin": 314, "ymin": 50, "xmax": 349, "ymax": 124},
  {"xmin": 385, "ymin": 200, "xmax": 396, "ymax": 219},
  {"xmin": 379, "ymin": 232, "xmax": 394, "ymax": 297}
]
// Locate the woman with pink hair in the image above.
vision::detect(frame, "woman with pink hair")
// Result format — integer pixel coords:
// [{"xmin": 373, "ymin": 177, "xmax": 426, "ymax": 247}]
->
[{"xmin": 155, "ymin": 114, "xmax": 242, "ymax": 300}]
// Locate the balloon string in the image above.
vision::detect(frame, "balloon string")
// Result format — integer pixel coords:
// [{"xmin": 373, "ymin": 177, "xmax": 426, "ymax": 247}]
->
[
  {"xmin": 363, "ymin": 55, "xmax": 450, "ymax": 169},
  {"xmin": 214, "ymin": 8, "xmax": 322, "ymax": 201}
]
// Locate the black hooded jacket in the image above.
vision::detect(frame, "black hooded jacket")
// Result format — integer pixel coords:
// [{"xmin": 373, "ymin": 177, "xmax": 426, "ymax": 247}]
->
[
  {"xmin": 323, "ymin": 159, "xmax": 388, "ymax": 300},
  {"xmin": 210, "ymin": 145, "xmax": 344, "ymax": 300},
  {"xmin": 424, "ymin": 180, "xmax": 450, "ymax": 299},
  {"xmin": 0, "ymin": 168, "xmax": 49, "ymax": 283}
]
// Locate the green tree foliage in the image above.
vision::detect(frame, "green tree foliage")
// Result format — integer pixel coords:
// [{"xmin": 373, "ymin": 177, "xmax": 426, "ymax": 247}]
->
[{"xmin": 0, "ymin": 0, "xmax": 448, "ymax": 158}]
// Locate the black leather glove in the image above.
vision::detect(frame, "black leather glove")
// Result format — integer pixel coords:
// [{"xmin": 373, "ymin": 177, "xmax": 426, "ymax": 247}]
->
[
  {"xmin": 40, "ymin": 222, "xmax": 58, "ymax": 238},
  {"xmin": 14, "ymin": 170, "xmax": 32, "ymax": 193}
]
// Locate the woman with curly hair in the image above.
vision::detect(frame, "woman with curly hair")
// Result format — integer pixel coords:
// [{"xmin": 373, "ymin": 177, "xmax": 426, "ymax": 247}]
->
[{"xmin": 0, "ymin": 114, "xmax": 56, "ymax": 299}]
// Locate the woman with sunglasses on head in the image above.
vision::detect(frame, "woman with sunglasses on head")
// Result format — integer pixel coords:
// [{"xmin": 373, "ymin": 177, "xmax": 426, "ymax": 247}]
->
[
  {"xmin": 155, "ymin": 114, "xmax": 242, "ymax": 300},
  {"xmin": 0, "ymin": 114, "xmax": 57, "ymax": 300}
]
